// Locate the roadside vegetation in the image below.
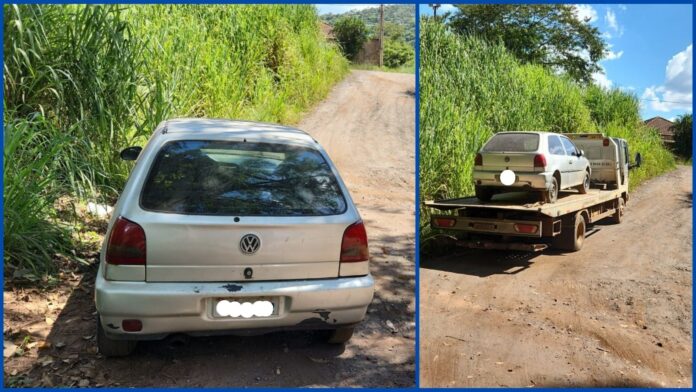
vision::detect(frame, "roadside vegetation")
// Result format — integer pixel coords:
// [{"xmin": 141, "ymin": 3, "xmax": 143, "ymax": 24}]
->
[
  {"xmin": 324, "ymin": 5, "xmax": 414, "ymax": 72},
  {"xmin": 3, "ymin": 4, "xmax": 348, "ymax": 278},
  {"xmin": 419, "ymin": 19, "xmax": 675, "ymax": 236}
]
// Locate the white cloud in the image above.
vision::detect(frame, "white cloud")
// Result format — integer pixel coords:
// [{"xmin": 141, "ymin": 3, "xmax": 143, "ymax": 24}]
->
[
  {"xmin": 605, "ymin": 9, "xmax": 624, "ymax": 37},
  {"xmin": 593, "ymin": 70, "xmax": 613, "ymax": 89},
  {"xmin": 618, "ymin": 4, "xmax": 627, "ymax": 11},
  {"xmin": 574, "ymin": 5, "xmax": 598, "ymax": 23},
  {"xmin": 604, "ymin": 50, "xmax": 624, "ymax": 61},
  {"xmin": 641, "ymin": 44, "xmax": 693, "ymax": 112}
]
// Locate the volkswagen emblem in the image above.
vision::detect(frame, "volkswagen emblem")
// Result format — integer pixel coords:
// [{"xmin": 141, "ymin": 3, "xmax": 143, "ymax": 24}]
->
[
  {"xmin": 504, "ymin": 156, "xmax": 510, "ymax": 162},
  {"xmin": 239, "ymin": 234, "xmax": 260, "ymax": 255}
]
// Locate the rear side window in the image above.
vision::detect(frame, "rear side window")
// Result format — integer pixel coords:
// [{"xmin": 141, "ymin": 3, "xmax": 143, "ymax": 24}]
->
[
  {"xmin": 140, "ymin": 140, "xmax": 347, "ymax": 216},
  {"xmin": 482, "ymin": 133, "xmax": 539, "ymax": 152},
  {"xmin": 548, "ymin": 135, "xmax": 565, "ymax": 155},
  {"xmin": 560, "ymin": 137, "xmax": 578, "ymax": 156}
]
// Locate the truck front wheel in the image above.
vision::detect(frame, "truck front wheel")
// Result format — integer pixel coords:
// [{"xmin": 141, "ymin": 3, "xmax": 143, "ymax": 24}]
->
[{"xmin": 552, "ymin": 212, "xmax": 586, "ymax": 252}]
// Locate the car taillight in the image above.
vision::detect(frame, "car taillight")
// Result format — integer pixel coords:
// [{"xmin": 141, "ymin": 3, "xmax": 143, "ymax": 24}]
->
[
  {"xmin": 340, "ymin": 221, "xmax": 369, "ymax": 263},
  {"xmin": 514, "ymin": 223, "xmax": 539, "ymax": 234},
  {"xmin": 475, "ymin": 153, "xmax": 483, "ymax": 166},
  {"xmin": 106, "ymin": 217, "xmax": 146, "ymax": 265},
  {"xmin": 434, "ymin": 217, "xmax": 456, "ymax": 228},
  {"xmin": 533, "ymin": 154, "xmax": 547, "ymax": 168},
  {"xmin": 603, "ymin": 138, "xmax": 610, "ymax": 146}
]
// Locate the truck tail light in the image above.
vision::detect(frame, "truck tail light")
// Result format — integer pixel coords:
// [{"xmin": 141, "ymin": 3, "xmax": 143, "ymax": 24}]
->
[
  {"xmin": 106, "ymin": 217, "xmax": 146, "ymax": 265},
  {"xmin": 434, "ymin": 217, "xmax": 457, "ymax": 228},
  {"xmin": 340, "ymin": 221, "xmax": 369, "ymax": 263},
  {"xmin": 474, "ymin": 153, "xmax": 483, "ymax": 166},
  {"xmin": 533, "ymin": 154, "xmax": 547, "ymax": 168},
  {"xmin": 514, "ymin": 223, "xmax": 539, "ymax": 234}
]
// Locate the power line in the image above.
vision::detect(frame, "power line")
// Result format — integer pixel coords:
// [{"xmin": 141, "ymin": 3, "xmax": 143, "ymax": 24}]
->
[{"xmin": 638, "ymin": 97, "xmax": 692, "ymax": 105}]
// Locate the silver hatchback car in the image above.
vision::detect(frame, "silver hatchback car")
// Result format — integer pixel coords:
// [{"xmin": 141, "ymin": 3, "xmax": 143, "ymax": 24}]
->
[
  {"xmin": 95, "ymin": 118, "xmax": 374, "ymax": 356},
  {"xmin": 473, "ymin": 131, "xmax": 591, "ymax": 203}
]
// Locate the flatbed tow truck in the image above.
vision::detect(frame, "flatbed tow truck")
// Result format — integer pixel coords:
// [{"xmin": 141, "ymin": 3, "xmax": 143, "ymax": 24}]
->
[{"xmin": 424, "ymin": 134, "xmax": 642, "ymax": 252}]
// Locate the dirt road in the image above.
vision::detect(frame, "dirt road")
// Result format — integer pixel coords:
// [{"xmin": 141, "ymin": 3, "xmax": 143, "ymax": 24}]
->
[
  {"xmin": 3, "ymin": 70, "xmax": 416, "ymax": 387},
  {"xmin": 420, "ymin": 165, "xmax": 692, "ymax": 387}
]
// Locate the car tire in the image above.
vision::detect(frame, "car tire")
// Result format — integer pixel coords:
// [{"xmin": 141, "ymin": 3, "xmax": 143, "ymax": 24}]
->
[
  {"xmin": 326, "ymin": 327, "xmax": 355, "ymax": 344},
  {"xmin": 577, "ymin": 171, "xmax": 590, "ymax": 194},
  {"xmin": 96, "ymin": 316, "xmax": 137, "ymax": 357},
  {"xmin": 543, "ymin": 176, "xmax": 559, "ymax": 203},
  {"xmin": 609, "ymin": 198, "xmax": 625, "ymax": 224},
  {"xmin": 475, "ymin": 186, "xmax": 494, "ymax": 202},
  {"xmin": 552, "ymin": 212, "xmax": 586, "ymax": 251}
]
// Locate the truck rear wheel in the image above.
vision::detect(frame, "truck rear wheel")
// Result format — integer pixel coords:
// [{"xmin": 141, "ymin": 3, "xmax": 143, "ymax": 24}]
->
[
  {"xmin": 610, "ymin": 198, "xmax": 625, "ymax": 224},
  {"xmin": 96, "ymin": 316, "xmax": 137, "ymax": 357},
  {"xmin": 552, "ymin": 212, "xmax": 586, "ymax": 251},
  {"xmin": 475, "ymin": 186, "xmax": 494, "ymax": 202}
]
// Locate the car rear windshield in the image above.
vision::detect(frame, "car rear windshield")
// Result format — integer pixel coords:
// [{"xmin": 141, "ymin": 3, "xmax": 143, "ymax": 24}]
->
[
  {"xmin": 140, "ymin": 140, "xmax": 347, "ymax": 216},
  {"xmin": 482, "ymin": 133, "xmax": 540, "ymax": 152}
]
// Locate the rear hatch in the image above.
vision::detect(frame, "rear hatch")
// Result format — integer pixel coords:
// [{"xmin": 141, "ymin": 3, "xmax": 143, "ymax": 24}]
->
[
  {"xmin": 137, "ymin": 139, "xmax": 354, "ymax": 282},
  {"xmin": 480, "ymin": 133, "xmax": 540, "ymax": 172}
]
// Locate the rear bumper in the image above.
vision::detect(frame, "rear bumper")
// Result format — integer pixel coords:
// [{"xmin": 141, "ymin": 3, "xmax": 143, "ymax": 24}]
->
[
  {"xmin": 473, "ymin": 170, "xmax": 552, "ymax": 189},
  {"xmin": 95, "ymin": 268, "xmax": 374, "ymax": 340}
]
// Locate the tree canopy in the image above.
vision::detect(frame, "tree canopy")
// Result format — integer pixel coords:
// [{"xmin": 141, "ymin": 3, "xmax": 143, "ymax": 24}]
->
[
  {"xmin": 332, "ymin": 16, "xmax": 369, "ymax": 61},
  {"xmin": 673, "ymin": 113, "xmax": 692, "ymax": 158},
  {"xmin": 448, "ymin": 4, "xmax": 606, "ymax": 84}
]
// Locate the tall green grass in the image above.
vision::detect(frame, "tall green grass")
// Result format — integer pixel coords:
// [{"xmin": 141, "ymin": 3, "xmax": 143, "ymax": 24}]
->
[
  {"xmin": 420, "ymin": 21, "xmax": 675, "ymax": 238},
  {"xmin": 3, "ymin": 4, "xmax": 348, "ymax": 275}
]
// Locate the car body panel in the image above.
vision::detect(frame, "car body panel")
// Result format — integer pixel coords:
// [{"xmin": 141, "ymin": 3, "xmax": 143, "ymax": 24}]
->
[
  {"xmin": 96, "ymin": 263, "xmax": 374, "ymax": 339},
  {"xmin": 96, "ymin": 118, "xmax": 373, "ymax": 339}
]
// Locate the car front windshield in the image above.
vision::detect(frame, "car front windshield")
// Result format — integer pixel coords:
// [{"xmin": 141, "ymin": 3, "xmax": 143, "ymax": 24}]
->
[
  {"xmin": 140, "ymin": 140, "xmax": 347, "ymax": 216},
  {"xmin": 482, "ymin": 133, "xmax": 540, "ymax": 152}
]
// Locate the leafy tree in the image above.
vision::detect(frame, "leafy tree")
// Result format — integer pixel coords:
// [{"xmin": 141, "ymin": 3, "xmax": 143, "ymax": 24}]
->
[
  {"xmin": 448, "ymin": 4, "xmax": 606, "ymax": 84},
  {"xmin": 332, "ymin": 16, "xmax": 369, "ymax": 61},
  {"xmin": 673, "ymin": 113, "xmax": 692, "ymax": 158},
  {"xmin": 374, "ymin": 21, "xmax": 404, "ymax": 42}
]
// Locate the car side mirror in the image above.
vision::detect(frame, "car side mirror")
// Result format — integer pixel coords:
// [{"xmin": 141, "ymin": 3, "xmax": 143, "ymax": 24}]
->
[
  {"xmin": 629, "ymin": 152, "xmax": 642, "ymax": 169},
  {"xmin": 577, "ymin": 149, "xmax": 584, "ymax": 157},
  {"xmin": 120, "ymin": 146, "xmax": 142, "ymax": 161}
]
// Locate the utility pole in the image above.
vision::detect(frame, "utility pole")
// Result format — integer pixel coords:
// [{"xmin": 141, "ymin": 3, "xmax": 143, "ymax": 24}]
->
[
  {"xmin": 379, "ymin": 4, "xmax": 384, "ymax": 68},
  {"xmin": 429, "ymin": 4, "xmax": 441, "ymax": 19}
]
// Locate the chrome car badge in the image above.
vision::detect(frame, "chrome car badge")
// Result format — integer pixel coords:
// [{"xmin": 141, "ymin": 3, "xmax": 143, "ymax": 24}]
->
[{"xmin": 239, "ymin": 234, "xmax": 261, "ymax": 255}]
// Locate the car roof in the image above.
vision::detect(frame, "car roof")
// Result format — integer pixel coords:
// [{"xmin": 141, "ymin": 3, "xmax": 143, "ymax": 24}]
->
[
  {"xmin": 495, "ymin": 131, "xmax": 556, "ymax": 136},
  {"xmin": 153, "ymin": 118, "xmax": 315, "ymax": 143}
]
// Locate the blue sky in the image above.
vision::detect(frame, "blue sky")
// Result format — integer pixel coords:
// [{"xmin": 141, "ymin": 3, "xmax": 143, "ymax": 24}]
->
[{"xmin": 420, "ymin": 4, "xmax": 693, "ymax": 120}]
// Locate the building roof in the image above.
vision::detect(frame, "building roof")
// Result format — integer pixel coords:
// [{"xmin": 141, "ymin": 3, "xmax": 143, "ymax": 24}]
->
[{"xmin": 644, "ymin": 116, "xmax": 675, "ymax": 137}]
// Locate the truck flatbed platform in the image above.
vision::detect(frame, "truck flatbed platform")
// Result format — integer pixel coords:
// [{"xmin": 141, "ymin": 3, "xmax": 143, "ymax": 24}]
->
[{"xmin": 424, "ymin": 188, "xmax": 622, "ymax": 218}]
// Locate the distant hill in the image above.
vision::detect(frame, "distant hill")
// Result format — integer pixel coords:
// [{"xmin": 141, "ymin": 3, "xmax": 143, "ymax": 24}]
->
[{"xmin": 320, "ymin": 5, "xmax": 415, "ymax": 44}]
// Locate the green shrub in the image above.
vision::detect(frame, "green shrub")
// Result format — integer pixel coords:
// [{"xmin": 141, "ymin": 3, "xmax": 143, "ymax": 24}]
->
[{"xmin": 384, "ymin": 40, "xmax": 414, "ymax": 68}]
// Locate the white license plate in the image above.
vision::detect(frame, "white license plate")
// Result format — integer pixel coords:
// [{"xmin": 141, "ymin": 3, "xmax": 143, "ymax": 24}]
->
[{"xmin": 212, "ymin": 297, "xmax": 278, "ymax": 319}]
